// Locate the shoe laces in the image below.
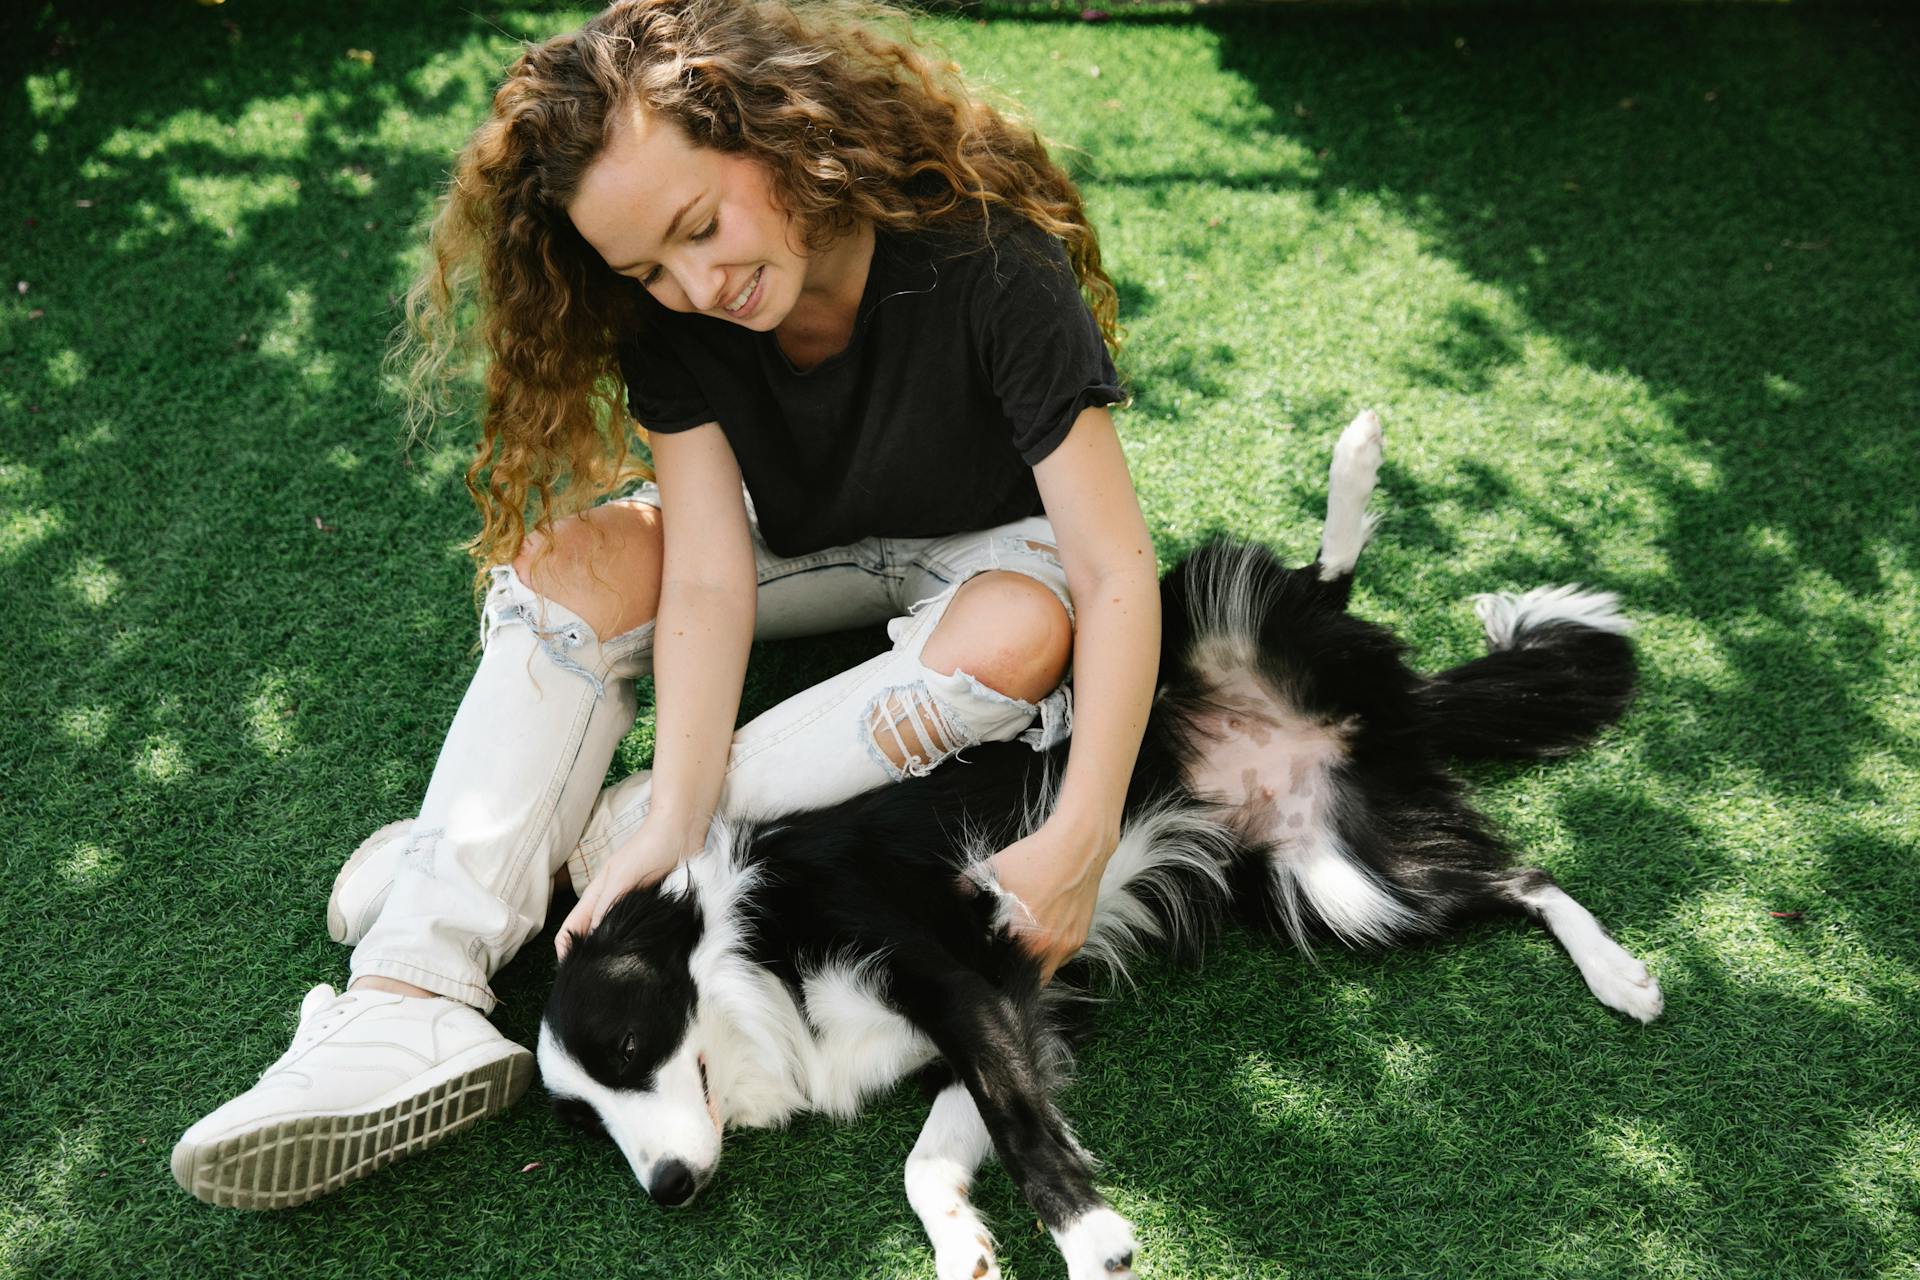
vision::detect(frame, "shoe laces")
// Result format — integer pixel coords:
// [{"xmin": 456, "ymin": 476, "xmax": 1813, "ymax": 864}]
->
[
  {"xmin": 293, "ymin": 993, "xmax": 365, "ymax": 1049},
  {"xmin": 259, "ymin": 990, "xmax": 372, "ymax": 1078}
]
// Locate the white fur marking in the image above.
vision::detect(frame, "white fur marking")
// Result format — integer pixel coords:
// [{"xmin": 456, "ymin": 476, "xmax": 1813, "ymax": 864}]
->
[
  {"xmin": 536, "ymin": 1026, "xmax": 720, "ymax": 1200},
  {"xmin": 1270, "ymin": 829, "xmax": 1418, "ymax": 950},
  {"xmin": 1519, "ymin": 883, "xmax": 1664, "ymax": 1022},
  {"xmin": 1473, "ymin": 585, "xmax": 1633, "ymax": 650},
  {"xmin": 799, "ymin": 961, "xmax": 939, "ymax": 1118},
  {"xmin": 1083, "ymin": 799, "xmax": 1235, "ymax": 983}
]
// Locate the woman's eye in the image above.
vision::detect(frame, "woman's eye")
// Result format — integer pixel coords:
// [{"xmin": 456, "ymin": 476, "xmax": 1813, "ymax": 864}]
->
[{"xmin": 633, "ymin": 220, "xmax": 715, "ymax": 290}]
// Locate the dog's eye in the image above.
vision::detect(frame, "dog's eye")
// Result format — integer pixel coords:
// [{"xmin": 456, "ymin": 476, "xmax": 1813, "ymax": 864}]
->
[{"xmin": 620, "ymin": 1031, "xmax": 637, "ymax": 1064}]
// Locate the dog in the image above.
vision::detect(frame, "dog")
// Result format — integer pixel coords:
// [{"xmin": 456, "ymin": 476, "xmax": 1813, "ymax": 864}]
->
[{"xmin": 536, "ymin": 412, "xmax": 1662, "ymax": 1280}]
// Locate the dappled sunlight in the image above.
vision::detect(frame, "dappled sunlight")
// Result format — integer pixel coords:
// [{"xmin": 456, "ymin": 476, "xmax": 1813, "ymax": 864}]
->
[
  {"xmin": 170, "ymin": 171, "xmax": 302, "ymax": 239},
  {"xmin": 0, "ymin": 1126, "xmax": 104, "ymax": 1275},
  {"xmin": 60, "ymin": 554, "xmax": 121, "ymax": 608},
  {"xmin": 1231, "ymin": 1034, "xmax": 1459, "ymax": 1149},
  {"xmin": 56, "ymin": 705, "xmax": 113, "ymax": 747},
  {"xmin": 43, "ymin": 348, "xmax": 87, "ymax": 389},
  {"xmin": 99, "ymin": 101, "xmax": 314, "ymax": 164},
  {"xmin": 24, "ymin": 66, "xmax": 81, "ymax": 127},
  {"xmin": 57, "ymin": 841, "xmax": 125, "ymax": 889},
  {"xmin": 0, "ymin": 506, "xmax": 64, "ymax": 564},
  {"xmin": 1761, "ymin": 372, "xmax": 1806, "ymax": 404},
  {"xmin": 257, "ymin": 283, "xmax": 315, "ymax": 361},
  {"xmin": 1232, "ymin": 1054, "xmax": 1358, "ymax": 1142},
  {"xmin": 1675, "ymin": 886, "xmax": 1903, "ymax": 1016},
  {"xmin": 246, "ymin": 670, "xmax": 300, "ymax": 757},
  {"xmin": 1823, "ymin": 1116, "xmax": 1920, "ymax": 1255},
  {"xmin": 248, "ymin": 280, "xmax": 342, "ymax": 388},
  {"xmin": 1589, "ymin": 1115, "xmax": 1707, "ymax": 1213},
  {"xmin": 133, "ymin": 733, "xmax": 191, "ymax": 785},
  {"xmin": 1093, "ymin": 1183, "xmax": 1286, "ymax": 1279},
  {"xmin": 406, "ymin": 436, "xmax": 476, "ymax": 496}
]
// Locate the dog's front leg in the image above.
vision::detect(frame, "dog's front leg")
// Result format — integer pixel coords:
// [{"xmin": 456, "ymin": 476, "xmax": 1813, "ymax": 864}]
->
[
  {"xmin": 906, "ymin": 1083, "xmax": 1001, "ymax": 1280},
  {"xmin": 896, "ymin": 967, "xmax": 1138, "ymax": 1280}
]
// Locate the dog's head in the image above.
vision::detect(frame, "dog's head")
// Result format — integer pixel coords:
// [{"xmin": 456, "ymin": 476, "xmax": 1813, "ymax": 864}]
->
[{"xmin": 538, "ymin": 868, "xmax": 722, "ymax": 1206}]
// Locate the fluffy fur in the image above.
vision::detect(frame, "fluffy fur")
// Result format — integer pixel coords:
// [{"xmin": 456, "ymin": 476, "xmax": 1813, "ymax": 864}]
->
[{"xmin": 538, "ymin": 411, "xmax": 1660, "ymax": 1280}]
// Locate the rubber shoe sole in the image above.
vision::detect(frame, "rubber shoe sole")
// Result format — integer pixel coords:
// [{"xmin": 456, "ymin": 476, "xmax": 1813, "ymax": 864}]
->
[{"xmin": 171, "ymin": 1040, "xmax": 533, "ymax": 1210}]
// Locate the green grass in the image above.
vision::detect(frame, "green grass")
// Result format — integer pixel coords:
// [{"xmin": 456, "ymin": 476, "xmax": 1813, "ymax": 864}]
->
[{"xmin": 4, "ymin": 2, "xmax": 1917, "ymax": 1277}]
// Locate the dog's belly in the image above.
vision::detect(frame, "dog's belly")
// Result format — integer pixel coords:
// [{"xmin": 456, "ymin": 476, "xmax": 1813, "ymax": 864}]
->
[
  {"xmin": 800, "ymin": 964, "xmax": 939, "ymax": 1119},
  {"xmin": 1184, "ymin": 667, "xmax": 1350, "ymax": 847}
]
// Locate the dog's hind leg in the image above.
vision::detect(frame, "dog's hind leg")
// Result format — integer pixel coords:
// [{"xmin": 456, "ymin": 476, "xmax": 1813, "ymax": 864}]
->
[
  {"xmin": 906, "ymin": 1084, "xmax": 1002, "ymax": 1280},
  {"xmin": 1314, "ymin": 409, "xmax": 1385, "ymax": 605},
  {"xmin": 1501, "ymin": 869, "xmax": 1664, "ymax": 1022}
]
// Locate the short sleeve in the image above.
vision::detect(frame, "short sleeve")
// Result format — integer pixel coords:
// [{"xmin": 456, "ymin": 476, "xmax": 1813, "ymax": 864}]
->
[
  {"xmin": 967, "ymin": 221, "xmax": 1126, "ymax": 466},
  {"xmin": 616, "ymin": 322, "xmax": 715, "ymax": 434}
]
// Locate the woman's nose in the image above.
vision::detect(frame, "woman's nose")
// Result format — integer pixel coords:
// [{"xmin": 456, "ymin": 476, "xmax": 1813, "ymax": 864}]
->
[{"xmin": 670, "ymin": 250, "xmax": 729, "ymax": 312}]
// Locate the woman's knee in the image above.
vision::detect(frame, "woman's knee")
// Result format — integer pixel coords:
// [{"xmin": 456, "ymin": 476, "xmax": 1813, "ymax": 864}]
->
[
  {"xmin": 920, "ymin": 570, "xmax": 1073, "ymax": 704},
  {"xmin": 511, "ymin": 501, "xmax": 663, "ymax": 640}
]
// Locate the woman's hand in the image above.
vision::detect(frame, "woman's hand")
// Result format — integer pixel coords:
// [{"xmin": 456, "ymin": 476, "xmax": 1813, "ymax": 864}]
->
[
  {"xmin": 986, "ymin": 815, "xmax": 1117, "ymax": 982},
  {"xmin": 556, "ymin": 816, "xmax": 708, "ymax": 958}
]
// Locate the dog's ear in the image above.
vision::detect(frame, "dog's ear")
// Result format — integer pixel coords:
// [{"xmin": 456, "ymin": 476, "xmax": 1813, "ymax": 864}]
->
[{"xmin": 590, "ymin": 882, "xmax": 706, "ymax": 967}]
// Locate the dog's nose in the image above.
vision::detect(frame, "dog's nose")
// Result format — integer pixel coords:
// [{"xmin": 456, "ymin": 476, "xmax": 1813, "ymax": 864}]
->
[{"xmin": 649, "ymin": 1158, "xmax": 697, "ymax": 1207}]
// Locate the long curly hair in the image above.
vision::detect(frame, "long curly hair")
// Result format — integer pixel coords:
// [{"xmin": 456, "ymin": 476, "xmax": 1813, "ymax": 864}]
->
[{"xmin": 389, "ymin": 0, "xmax": 1124, "ymax": 612}]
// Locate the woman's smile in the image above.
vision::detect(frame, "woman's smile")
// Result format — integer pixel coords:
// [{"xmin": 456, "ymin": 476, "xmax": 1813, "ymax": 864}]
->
[{"xmin": 721, "ymin": 264, "xmax": 765, "ymax": 319}]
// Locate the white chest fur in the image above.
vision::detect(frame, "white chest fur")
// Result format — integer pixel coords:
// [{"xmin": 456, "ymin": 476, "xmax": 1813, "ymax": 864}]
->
[{"xmin": 797, "ymin": 964, "xmax": 939, "ymax": 1118}]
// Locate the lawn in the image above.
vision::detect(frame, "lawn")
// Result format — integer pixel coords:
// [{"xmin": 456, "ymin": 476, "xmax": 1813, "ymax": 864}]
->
[{"xmin": 3, "ymin": 2, "xmax": 1917, "ymax": 1277}]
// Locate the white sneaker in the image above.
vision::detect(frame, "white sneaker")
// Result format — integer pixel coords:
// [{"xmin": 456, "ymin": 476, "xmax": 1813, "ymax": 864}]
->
[
  {"xmin": 171, "ymin": 983, "xmax": 533, "ymax": 1209},
  {"xmin": 327, "ymin": 819, "xmax": 414, "ymax": 945}
]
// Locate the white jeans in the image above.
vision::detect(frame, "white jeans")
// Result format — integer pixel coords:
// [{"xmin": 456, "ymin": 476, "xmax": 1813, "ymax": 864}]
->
[{"xmin": 349, "ymin": 484, "xmax": 1073, "ymax": 1011}]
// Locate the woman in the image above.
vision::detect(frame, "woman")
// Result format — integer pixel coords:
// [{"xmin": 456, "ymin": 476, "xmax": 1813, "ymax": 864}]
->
[{"xmin": 173, "ymin": 0, "xmax": 1158, "ymax": 1209}]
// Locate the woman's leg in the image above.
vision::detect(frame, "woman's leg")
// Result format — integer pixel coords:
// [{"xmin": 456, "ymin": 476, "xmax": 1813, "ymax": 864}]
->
[
  {"xmin": 566, "ymin": 516, "xmax": 1074, "ymax": 890},
  {"xmin": 174, "ymin": 499, "xmax": 666, "ymax": 1209},
  {"xmin": 327, "ymin": 484, "xmax": 907, "ymax": 943},
  {"xmin": 347, "ymin": 501, "xmax": 664, "ymax": 1006}
]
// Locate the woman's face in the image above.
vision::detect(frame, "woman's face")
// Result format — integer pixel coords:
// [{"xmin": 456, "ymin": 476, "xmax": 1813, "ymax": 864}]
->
[{"xmin": 568, "ymin": 105, "xmax": 812, "ymax": 328}]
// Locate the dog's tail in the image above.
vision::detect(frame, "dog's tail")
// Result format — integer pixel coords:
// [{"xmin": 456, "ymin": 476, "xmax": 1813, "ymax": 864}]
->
[{"xmin": 1414, "ymin": 586, "xmax": 1637, "ymax": 762}]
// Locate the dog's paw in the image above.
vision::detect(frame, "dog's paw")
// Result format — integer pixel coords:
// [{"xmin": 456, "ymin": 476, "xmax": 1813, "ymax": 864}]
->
[
  {"xmin": 934, "ymin": 1235, "xmax": 1001, "ymax": 1280},
  {"xmin": 1055, "ymin": 1207, "xmax": 1139, "ymax": 1280},
  {"xmin": 1579, "ymin": 939, "xmax": 1665, "ymax": 1023}
]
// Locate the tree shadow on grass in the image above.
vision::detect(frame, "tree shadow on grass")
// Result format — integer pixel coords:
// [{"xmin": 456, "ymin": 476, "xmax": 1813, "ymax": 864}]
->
[{"xmin": 1199, "ymin": 5, "xmax": 1919, "ymax": 792}]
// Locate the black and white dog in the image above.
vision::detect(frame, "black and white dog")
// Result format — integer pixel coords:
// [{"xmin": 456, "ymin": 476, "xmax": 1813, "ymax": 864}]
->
[{"xmin": 538, "ymin": 412, "xmax": 1662, "ymax": 1280}]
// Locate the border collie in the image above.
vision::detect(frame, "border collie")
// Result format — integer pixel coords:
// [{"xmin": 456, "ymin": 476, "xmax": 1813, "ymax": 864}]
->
[{"xmin": 538, "ymin": 412, "xmax": 1662, "ymax": 1280}]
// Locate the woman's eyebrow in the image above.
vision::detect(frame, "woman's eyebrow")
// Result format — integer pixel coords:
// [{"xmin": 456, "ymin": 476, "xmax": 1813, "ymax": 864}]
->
[{"xmin": 607, "ymin": 192, "xmax": 704, "ymax": 272}]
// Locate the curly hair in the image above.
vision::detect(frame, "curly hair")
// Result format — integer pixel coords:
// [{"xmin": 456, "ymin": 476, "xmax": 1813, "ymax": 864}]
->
[{"xmin": 388, "ymin": 0, "xmax": 1124, "ymax": 613}]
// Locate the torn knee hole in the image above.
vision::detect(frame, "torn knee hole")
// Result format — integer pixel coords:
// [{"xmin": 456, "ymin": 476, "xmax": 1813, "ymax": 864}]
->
[{"xmin": 865, "ymin": 685, "xmax": 972, "ymax": 779}]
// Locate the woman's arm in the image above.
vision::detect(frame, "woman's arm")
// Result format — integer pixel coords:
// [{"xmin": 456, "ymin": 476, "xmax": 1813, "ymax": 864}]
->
[
  {"xmin": 988, "ymin": 404, "xmax": 1160, "ymax": 978},
  {"xmin": 557, "ymin": 421, "xmax": 757, "ymax": 952}
]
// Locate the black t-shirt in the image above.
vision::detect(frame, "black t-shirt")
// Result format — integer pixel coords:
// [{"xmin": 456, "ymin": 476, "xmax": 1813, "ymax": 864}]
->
[{"xmin": 616, "ymin": 214, "xmax": 1126, "ymax": 558}]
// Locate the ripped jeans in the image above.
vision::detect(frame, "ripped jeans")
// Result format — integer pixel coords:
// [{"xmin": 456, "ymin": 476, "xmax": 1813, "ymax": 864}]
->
[{"xmin": 348, "ymin": 482, "xmax": 1072, "ymax": 1011}]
